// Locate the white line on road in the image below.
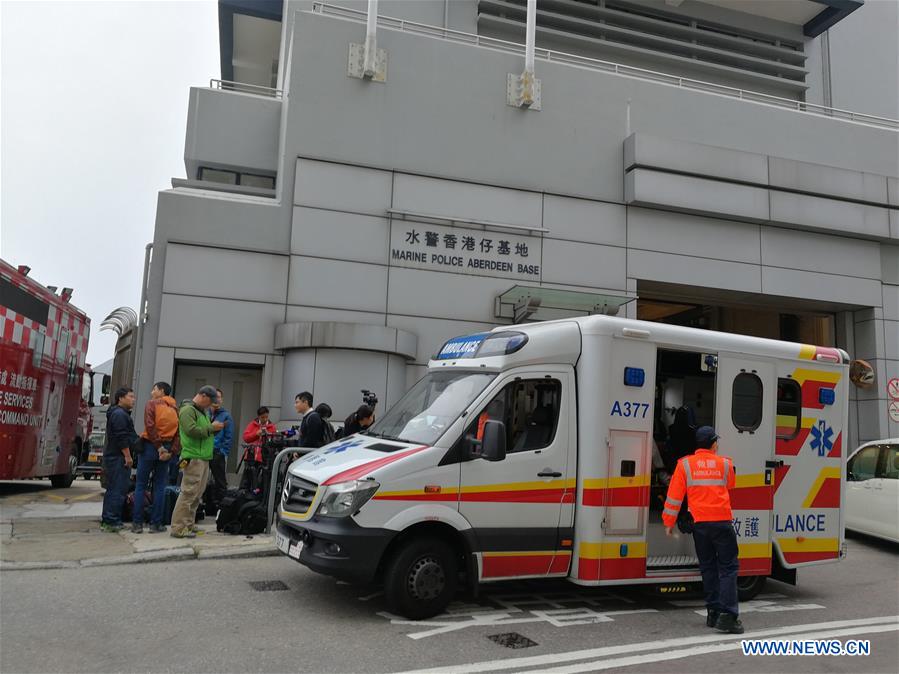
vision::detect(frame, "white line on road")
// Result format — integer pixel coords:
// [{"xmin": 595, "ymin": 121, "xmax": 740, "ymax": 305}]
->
[
  {"xmin": 394, "ymin": 615, "xmax": 899, "ymax": 674},
  {"xmin": 534, "ymin": 623, "xmax": 899, "ymax": 674}
]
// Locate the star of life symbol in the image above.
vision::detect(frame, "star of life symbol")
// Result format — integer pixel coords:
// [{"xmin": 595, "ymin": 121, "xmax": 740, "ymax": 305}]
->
[
  {"xmin": 809, "ymin": 420, "xmax": 833, "ymax": 457},
  {"xmin": 323, "ymin": 438, "xmax": 364, "ymax": 454}
]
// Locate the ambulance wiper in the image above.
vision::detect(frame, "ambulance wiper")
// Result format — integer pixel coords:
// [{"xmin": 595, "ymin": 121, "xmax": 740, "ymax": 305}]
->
[
  {"xmin": 378, "ymin": 433, "xmax": 415, "ymax": 444},
  {"xmin": 361, "ymin": 430, "xmax": 382, "ymax": 438}
]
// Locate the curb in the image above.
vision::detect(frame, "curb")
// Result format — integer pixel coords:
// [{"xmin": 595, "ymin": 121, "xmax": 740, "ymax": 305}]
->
[
  {"xmin": 196, "ymin": 545, "xmax": 279, "ymax": 560},
  {"xmin": 1, "ymin": 542, "xmax": 278, "ymax": 571}
]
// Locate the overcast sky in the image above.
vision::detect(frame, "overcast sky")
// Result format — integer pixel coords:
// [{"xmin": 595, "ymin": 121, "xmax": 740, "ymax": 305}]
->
[{"xmin": 1, "ymin": 0, "xmax": 220, "ymax": 366}]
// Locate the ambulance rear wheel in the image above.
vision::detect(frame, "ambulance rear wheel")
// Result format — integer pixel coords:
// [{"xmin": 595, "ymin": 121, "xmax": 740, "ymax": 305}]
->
[
  {"xmin": 737, "ymin": 575, "xmax": 766, "ymax": 601},
  {"xmin": 384, "ymin": 537, "xmax": 458, "ymax": 620}
]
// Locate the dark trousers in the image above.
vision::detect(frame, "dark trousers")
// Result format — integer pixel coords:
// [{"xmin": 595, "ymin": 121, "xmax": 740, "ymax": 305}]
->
[
  {"xmin": 692, "ymin": 520, "xmax": 740, "ymax": 617},
  {"xmin": 210, "ymin": 453, "xmax": 228, "ymax": 509},
  {"xmin": 101, "ymin": 454, "xmax": 130, "ymax": 525},
  {"xmin": 133, "ymin": 440, "xmax": 171, "ymax": 525}
]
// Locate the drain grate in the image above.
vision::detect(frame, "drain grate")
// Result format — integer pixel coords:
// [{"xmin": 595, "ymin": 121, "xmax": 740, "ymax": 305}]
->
[
  {"xmin": 248, "ymin": 580, "xmax": 289, "ymax": 592},
  {"xmin": 488, "ymin": 633, "xmax": 538, "ymax": 649}
]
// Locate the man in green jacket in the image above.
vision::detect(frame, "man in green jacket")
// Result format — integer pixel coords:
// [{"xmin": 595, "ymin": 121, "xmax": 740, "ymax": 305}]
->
[{"xmin": 171, "ymin": 386, "xmax": 224, "ymax": 538}]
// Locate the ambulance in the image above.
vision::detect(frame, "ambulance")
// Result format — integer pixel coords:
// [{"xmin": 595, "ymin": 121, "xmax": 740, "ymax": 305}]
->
[{"xmin": 276, "ymin": 316, "xmax": 848, "ymax": 619}]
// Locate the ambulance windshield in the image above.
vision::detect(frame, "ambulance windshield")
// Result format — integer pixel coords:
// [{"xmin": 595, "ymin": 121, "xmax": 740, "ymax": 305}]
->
[{"xmin": 366, "ymin": 371, "xmax": 496, "ymax": 446}]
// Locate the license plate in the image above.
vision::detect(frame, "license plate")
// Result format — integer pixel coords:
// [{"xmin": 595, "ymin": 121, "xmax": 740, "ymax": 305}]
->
[
  {"xmin": 276, "ymin": 532, "xmax": 290, "ymax": 554},
  {"xmin": 288, "ymin": 541, "xmax": 303, "ymax": 560}
]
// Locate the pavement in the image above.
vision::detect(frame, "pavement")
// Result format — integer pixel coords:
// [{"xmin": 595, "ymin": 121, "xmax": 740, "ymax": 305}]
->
[{"xmin": 0, "ymin": 478, "xmax": 278, "ymax": 570}]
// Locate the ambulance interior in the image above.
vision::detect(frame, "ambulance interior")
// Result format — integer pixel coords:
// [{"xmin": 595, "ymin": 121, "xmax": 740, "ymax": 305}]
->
[{"xmin": 646, "ymin": 349, "xmax": 717, "ymax": 570}]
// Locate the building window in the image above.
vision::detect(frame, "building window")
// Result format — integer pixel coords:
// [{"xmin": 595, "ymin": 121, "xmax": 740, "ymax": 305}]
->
[
  {"xmin": 197, "ymin": 167, "xmax": 275, "ymax": 190},
  {"xmin": 776, "ymin": 378, "xmax": 801, "ymax": 440},
  {"xmin": 240, "ymin": 173, "xmax": 276, "ymax": 189},
  {"xmin": 198, "ymin": 167, "xmax": 238, "ymax": 185},
  {"xmin": 732, "ymin": 372, "xmax": 762, "ymax": 432}
]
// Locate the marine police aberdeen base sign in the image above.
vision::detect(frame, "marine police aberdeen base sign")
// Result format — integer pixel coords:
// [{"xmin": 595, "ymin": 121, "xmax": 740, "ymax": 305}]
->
[{"xmin": 389, "ymin": 221, "xmax": 541, "ymax": 281}]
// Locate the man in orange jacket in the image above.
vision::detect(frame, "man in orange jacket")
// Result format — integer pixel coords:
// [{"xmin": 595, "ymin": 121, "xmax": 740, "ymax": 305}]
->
[{"xmin": 662, "ymin": 426, "xmax": 743, "ymax": 634}]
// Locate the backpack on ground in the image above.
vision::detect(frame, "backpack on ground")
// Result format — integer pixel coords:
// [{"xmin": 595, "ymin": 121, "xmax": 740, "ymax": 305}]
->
[
  {"xmin": 216, "ymin": 488, "xmax": 252, "ymax": 534},
  {"xmin": 237, "ymin": 501, "xmax": 267, "ymax": 535}
]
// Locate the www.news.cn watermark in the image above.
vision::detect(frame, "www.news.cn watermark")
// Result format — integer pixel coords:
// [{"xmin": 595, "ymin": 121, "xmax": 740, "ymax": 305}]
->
[{"xmin": 741, "ymin": 639, "xmax": 871, "ymax": 656}]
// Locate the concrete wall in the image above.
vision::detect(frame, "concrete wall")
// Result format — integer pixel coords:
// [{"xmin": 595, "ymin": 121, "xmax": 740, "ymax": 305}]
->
[{"xmin": 137, "ymin": 1, "xmax": 899, "ymax": 442}]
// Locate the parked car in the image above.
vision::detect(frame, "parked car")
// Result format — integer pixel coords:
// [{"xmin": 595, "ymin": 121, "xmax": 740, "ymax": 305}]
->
[{"xmin": 845, "ymin": 439, "xmax": 899, "ymax": 543}]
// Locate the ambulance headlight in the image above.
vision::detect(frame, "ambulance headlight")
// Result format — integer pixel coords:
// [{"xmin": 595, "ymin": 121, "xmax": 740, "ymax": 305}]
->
[{"xmin": 318, "ymin": 480, "xmax": 380, "ymax": 518}]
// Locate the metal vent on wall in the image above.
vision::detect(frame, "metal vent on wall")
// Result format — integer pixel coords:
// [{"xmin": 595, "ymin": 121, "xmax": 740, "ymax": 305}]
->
[{"xmin": 478, "ymin": 0, "xmax": 808, "ymax": 96}]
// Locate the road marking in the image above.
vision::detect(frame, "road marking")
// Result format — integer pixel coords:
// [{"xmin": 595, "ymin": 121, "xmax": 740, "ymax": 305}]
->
[
  {"xmin": 381, "ymin": 608, "xmax": 658, "ymax": 640},
  {"xmin": 533, "ymin": 624, "xmax": 899, "ymax": 674},
  {"xmin": 394, "ymin": 615, "xmax": 898, "ymax": 674}
]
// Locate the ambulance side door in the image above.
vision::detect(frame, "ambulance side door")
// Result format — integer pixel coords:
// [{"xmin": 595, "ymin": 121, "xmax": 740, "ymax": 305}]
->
[{"xmin": 458, "ymin": 367, "xmax": 574, "ymax": 580}]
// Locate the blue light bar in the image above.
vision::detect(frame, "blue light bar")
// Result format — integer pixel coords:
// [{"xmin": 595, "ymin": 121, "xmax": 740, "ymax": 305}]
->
[{"xmin": 624, "ymin": 367, "xmax": 645, "ymax": 387}]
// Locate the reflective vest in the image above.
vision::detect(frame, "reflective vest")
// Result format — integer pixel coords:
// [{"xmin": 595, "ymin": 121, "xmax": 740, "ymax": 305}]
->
[{"xmin": 662, "ymin": 449, "xmax": 735, "ymax": 527}]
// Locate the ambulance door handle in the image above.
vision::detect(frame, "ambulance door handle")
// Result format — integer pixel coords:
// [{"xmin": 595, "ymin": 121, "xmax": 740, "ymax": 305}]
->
[
  {"xmin": 538, "ymin": 470, "xmax": 562, "ymax": 478},
  {"xmin": 765, "ymin": 460, "xmax": 784, "ymax": 468}
]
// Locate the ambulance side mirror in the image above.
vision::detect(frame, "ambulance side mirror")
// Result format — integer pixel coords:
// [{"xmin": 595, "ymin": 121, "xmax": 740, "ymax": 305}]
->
[{"xmin": 480, "ymin": 420, "xmax": 507, "ymax": 462}]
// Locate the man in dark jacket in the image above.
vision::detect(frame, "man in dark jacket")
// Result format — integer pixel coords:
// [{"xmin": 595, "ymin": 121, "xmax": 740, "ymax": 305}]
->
[
  {"xmin": 101, "ymin": 387, "xmax": 137, "ymax": 532},
  {"xmin": 296, "ymin": 392, "xmax": 333, "ymax": 448}
]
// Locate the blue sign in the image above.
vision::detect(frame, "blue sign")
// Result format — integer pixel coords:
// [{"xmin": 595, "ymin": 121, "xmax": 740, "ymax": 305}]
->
[{"xmin": 436, "ymin": 333, "xmax": 490, "ymax": 360}]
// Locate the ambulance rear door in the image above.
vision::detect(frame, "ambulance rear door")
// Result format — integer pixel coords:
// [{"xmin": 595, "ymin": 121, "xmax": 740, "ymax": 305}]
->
[{"xmin": 714, "ymin": 354, "xmax": 776, "ymax": 576}]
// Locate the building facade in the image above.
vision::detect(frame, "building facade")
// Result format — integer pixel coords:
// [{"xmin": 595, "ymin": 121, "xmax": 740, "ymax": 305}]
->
[{"xmin": 137, "ymin": 0, "xmax": 899, "ymax": 464}]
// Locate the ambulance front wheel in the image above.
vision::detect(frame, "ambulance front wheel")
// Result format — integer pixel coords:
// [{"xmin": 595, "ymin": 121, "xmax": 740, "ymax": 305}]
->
[
  {"xmin": 737, "ymin": 575, "xmax": 766, "ymax": 601},
  {"xmin": 384, "ymin": 537, "xmax": 458, "ymax": 620}
]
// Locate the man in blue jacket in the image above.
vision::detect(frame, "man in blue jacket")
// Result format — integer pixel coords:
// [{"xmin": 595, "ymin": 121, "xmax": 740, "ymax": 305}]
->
[
  {"xmin": 101, "ymin": 387, "xmax": 138, "ymax": 532},
  {"xmin": 208, "ymin": 387, "xmax": 234, "ymax": 511}
]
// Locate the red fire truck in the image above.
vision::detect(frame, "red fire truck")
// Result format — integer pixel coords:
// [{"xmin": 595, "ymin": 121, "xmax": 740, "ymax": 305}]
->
[{"xmin": 0, "ymin": 259, "xmax": 92, "ymax": 488}]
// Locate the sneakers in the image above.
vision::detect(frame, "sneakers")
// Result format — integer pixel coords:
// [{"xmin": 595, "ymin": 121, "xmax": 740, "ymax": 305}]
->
[
  {"xmin": 188, "ymin": 525, "xmax": 205, "ymax": 536},
  {"xmin": 170, "ymin": 529, "xmax": 197, "ymax": 539},
  {"xmin": 706, "ymin": 609, "xmax": 720, "ymax": 628},
  {"xmin": 131, "ymin": 523, "xmax": 144, "ymax": 534},
  {"xmin": 147, "ymin": 524, "xmax": 167, "ymax": 534},
  {"xmin": 714, "ymin": 613, "xmax": 745, "ymax": 634},
  {"xmin": 100, "ymin": 522, "xmax": 123, "ymax": 533}
]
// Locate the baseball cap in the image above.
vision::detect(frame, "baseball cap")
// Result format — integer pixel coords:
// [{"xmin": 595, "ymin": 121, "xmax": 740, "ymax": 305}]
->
[
  {"xmin": 198, "ymin": 385, "xmax": 219, "ymax": 403},
  {"xmin": 695, "ymin": 426, "xmax": 720, "ymax": 449}
]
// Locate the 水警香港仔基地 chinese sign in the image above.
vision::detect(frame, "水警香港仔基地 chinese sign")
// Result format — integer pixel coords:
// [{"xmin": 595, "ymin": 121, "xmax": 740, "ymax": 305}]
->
[{"xmin": 389, "ymin": 222, "xmax": 541, "ymax": 281}]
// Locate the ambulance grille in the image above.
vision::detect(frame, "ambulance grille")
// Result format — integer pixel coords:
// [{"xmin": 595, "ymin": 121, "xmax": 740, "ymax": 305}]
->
[{"xmin": 282, "ymin": 476, "xmax": 318, "ymax": 514}]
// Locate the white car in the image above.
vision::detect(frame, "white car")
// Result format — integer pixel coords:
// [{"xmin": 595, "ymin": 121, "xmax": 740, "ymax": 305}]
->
[{"xmin": 845, "ymin": 439, "xmax": 899, "ymax": 544}]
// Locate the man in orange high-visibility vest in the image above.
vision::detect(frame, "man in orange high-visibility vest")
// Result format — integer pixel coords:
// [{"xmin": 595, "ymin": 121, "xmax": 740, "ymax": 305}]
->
[{"xmin": 663, "ymin": 426, "xmax": 744, "ymax": 634}]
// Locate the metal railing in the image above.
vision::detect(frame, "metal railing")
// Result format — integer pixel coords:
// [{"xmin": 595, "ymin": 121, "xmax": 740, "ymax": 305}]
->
[
  {"xmin": 266, "ymin": 447, "xmax": 314, "ymax": 535},
  {"xmin": 309, "ymin": 2, "xmax": 898, "ymax": 130},
  {"xmin": 209, "ymin": 79, "xmax": 283, "ymax": 99}
]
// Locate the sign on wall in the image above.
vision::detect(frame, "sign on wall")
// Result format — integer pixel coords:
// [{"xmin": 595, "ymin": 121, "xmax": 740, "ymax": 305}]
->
[{"xmin": 389, "ymin": 221, "xmax": 542, "ymax": 281}]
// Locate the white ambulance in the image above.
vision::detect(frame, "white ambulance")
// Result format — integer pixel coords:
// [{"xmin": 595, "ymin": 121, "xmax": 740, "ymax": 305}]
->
[{"xmin": 276, "ymin": 316, "xmax": 848, "ymax": 619}]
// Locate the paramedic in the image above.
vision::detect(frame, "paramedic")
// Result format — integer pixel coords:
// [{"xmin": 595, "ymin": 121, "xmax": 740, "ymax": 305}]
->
[{"xmin": 662, "ymin": 426, "xmax": 743, "ymax": 634}]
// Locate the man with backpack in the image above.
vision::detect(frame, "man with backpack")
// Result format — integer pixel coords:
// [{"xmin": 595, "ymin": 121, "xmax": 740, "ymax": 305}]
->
[
  {"xmin": 132, "ymin": 381, "xmax": 180, "ymax": 533},
  {"xmin": 170, "ymin": 386, "xmax": 223, "ymax": 538},
  {"xmin": 208, "ymin": 388, "xmax": 234, "ymax": 512},
  {"xmin": 296, "ymin": 392, "xmax": 334, "ymax": 448}
]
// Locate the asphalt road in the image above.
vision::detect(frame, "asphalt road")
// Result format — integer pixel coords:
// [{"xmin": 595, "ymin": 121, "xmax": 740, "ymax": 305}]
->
[{"xmin": 1, "ymin": 532, "xmax": 896, "ymax": 674}]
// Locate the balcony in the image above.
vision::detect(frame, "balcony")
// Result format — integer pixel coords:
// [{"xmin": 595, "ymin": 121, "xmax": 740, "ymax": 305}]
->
[{"xmin": 183, "ymin": 81, "xmax": 282, "ymax": 194}]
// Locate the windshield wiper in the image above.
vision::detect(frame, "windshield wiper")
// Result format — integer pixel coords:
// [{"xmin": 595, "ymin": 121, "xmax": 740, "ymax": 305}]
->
[{"xmin": 378, "ymin": 433, "xmax": 416, "ymax": 444}]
